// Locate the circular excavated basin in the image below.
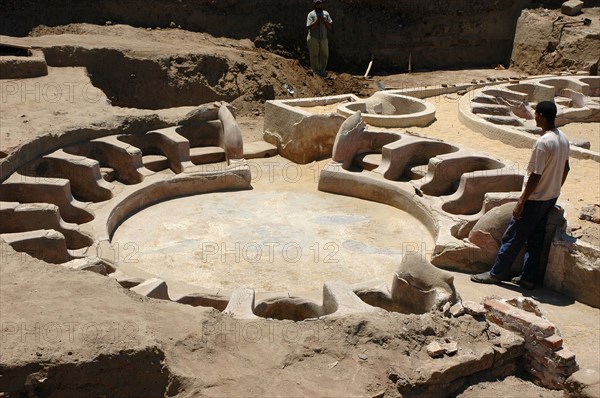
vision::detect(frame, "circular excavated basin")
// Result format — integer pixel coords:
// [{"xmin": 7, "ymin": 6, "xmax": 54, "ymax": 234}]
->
[{"xmin": 111, "ymin": 189, "xmax": 434, "ymax": 294}]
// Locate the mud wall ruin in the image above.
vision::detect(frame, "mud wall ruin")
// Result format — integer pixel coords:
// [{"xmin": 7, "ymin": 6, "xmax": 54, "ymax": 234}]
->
[{"xmin": 3, "ymin": 0, "xmax": 599, "ymax": 73}]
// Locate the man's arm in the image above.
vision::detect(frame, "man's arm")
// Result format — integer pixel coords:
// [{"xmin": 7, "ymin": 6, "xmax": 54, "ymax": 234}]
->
[
  {"xmin": 513, "ymin": 173, "xmax": 541, "ymax": 220},
  {"xmin": 321, "ymin": 13, "xmax": 333, "ymax": 31},
  {"xmin": 308, "ymin": 13, "xmax": 332, "ymax": 31},
  {"xmin": 561, "ymin": 160, "xmax": 570, "ymax": 186}
]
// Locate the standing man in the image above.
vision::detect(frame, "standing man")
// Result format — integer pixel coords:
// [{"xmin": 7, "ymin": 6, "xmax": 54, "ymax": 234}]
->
[
  {"xmin": 306, "ymin": 0, "xmax": 333, "ymax": 77},
  {"xmin": 471, "ymin": 101, "xmax": 570, "ymax": 289}
]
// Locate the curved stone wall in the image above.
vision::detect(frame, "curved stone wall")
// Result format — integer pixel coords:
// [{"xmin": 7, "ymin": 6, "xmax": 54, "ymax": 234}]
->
[
  {"xmin": 0, "ymin": 105, "xmax": 257, "ymax": 309},
  {"xmin": 337, "ymin": 92, "xmax": 436, "ymax": 128},
  {"xmin": 459, "ymin": 75, "xmax": 600, "ymax": 161},
  {"xmin": 321, "ymin": 112, "xmax": 529, "ymax": 272}
]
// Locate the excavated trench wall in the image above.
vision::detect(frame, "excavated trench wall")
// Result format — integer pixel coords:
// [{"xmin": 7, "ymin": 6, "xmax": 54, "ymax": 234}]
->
[
  {"xmin": 40, "ymin": 47, "xmax": 236, "ymax": 109},
  {"xmin": 4, "ymin": 0, "xmax": 600, "ymax": 73}
]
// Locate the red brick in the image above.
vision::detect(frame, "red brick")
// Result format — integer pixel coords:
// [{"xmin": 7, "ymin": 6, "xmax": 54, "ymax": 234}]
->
[
  {"xmin": 486, "ymin": 313, "xmax": 504, "ymax": 326},
  {"xmin": 510, "ymin": 310, "xmax": 555, "ymax": 337},
  {"xmin": 541, "ymin": 334, "xmax": 563, "ymax": 350},
  {"xmin": 484, "ymin": 299, "xmax": 512, "ymax": 313},
  {"xmin": 557, "ymin": 363, "xmax": 579, "ymax": 375},
  {"xmin": 524, "ymin": 340, "xmax": 553, "ymax": 357},
  {"xmin": 526, "ymin": 352, "xmax": 551, "ymax": 366},
  {"xmin": 526, "ymin": 360, "xmax": 566, "ymax": 389},
  {"xmin": 554, "ymin": 348, "xmax": 576, "ymax": 363},
  {"xmin": 527, "ymin": 352, "xmax": 578, "ymax": 379},
  {"xmin": 485, "ymin": 299, "xmax": 557, "ymax": 344}
]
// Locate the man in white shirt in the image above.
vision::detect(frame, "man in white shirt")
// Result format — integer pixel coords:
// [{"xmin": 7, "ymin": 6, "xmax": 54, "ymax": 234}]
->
[
  {"xmin": 306, "ymin": 0, "xmax": 333, "ymax": 77},
  {"xmin": 471, "ymin": 101, "xmax": 570, "ymax": 289}
]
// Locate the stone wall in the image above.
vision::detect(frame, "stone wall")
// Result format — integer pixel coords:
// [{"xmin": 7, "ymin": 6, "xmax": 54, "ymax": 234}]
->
[{"xmin": 545, "ymin": 236, "xmax": 600, "ymax": 308}]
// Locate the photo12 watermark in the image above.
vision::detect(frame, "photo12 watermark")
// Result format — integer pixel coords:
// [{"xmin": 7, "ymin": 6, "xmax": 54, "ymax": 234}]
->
[
  {"xmin": 1, "ymin": 81, "xmax": 104, "ymax": 104},
  {"xmin": 1, "ymin": 321, "xmax": 141, "ymax": 345},
  {"xmin": 201, "ymin": 319, "xmax": 339, "ymax": 345},
  {"xmin": 199, "ymin": 241, "xmax": 340, "ymax": 264},
  {"xmin": 196, "ymin": 160, "xmax": 334, "ymax": 185}
]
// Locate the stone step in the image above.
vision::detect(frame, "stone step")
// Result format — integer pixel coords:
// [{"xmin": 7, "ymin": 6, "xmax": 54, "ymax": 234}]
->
[
  {"xmin": 64, "ymin": 135, "xmax": 152, "ymax": 184},
  {"xmin": 471, "ymin": 104, "xmax": 512, "ymax": 116},
  {"xmin": 355, "ymin": 153, "xmax": 382, "ymax": 171},
  {"xmin": 0, "ymin": 174, "xmax": 94, "ymax": 224},
  {"xmin": 19, "ymin": 149, "xmax": 113, "ymax": 202},
  {"xmin": 441, "ymin": 170, "xmax": 524, "ymax": 216},
  {"xmin": 481, "ymin": 115, "xmax": 523, "ymax": 126},
  {"xmin": 243, "ymin": 141, "xmax": 278, "ymax": 159},
  {"xmin": 420, "ymin": 154, "xmax": 505, "ymax": 197},
  {"xmin": 374, "ymin": 137, "xmax": 458, "ymax": 182},
  {"xmin": 0, "ymin": 202, "xmax": 92, "ymax": 249},
  {"xmin": 142, "ymin": 155, "xmax": 170, "ymax": 172},
  {"xmin": 1, "ymin": 229, "xmax": 71, "ymax": 264},
  {"xmin": 190, "ymin": 146, "xmax": 226, "ymax": 165},
  {"xmin": 130, "ymin": 278, "xmax": 170, "ymax": 300},
  {"xmin": 122, "ymin": 127, "xmax": 195, "ymax": 173}
]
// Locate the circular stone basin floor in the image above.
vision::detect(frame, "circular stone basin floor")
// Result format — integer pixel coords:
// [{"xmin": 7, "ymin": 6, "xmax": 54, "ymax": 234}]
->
[{"xmin": 112, "ymin": 190, "xmax": 434, "ymax": 294}]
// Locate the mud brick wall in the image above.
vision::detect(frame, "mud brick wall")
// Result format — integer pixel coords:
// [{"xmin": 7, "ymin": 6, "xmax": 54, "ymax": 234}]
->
[{"xmin": 484, "ymin": 298, "xmax": 579, "ymax": 389}]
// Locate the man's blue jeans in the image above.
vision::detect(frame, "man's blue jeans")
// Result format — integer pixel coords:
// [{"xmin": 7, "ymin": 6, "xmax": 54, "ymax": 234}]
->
[{"xmin": 490, "ymin": 198, "xmax": 557, "ymax": 282}]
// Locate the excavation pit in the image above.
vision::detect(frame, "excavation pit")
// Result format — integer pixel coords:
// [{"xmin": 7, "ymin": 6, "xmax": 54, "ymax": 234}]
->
[
  {"xmin": 1, "ymin": 14, "xmax": 599, "ymax": 397},
  {"xmin": 0, "ymin": 44, "xmax": 48, "ymax": 79},
  {"xmin": 111, "ymin": 185, "xmax": 435, "ymax": 295}
]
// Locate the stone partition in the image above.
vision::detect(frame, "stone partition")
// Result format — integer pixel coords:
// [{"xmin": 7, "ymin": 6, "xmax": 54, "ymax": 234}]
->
[
  {"xmin": 545, "ymin": 235, "xmax": 600, "ymax": 308},
  {"xmin": 459, "ymin": 75, "xmax": 600, "ymax": 161},
  {"xmin": 0, "ymin": 103, "xmax": 251, "ymax": 269},
  {"xmin": 318, "ymin": 110, "xmax": 600, "ymax": 313},
  {"xmin": 319, "ymin": 111, "xmax": 596, "ymax": 293},
  {"xmin": 264, "ymin": 94, "xmax": 359, "ymax": 164},
  {"xmin": 265, "ymin": 92, "xmax": 437, "ymax": 163}
]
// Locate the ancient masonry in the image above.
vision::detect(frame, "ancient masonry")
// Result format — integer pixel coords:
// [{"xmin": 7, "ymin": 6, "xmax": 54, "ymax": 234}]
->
[
  {"xmin": 460, "ymin": 75, "xmax": 600, "ymax": 161},
  {"xmin": 485, "ymin": 297, "xmax": 578, "ymax": 389},
  {"xmin": 1, "ymin": 42, "xmax": 599, "ymax": 394}
]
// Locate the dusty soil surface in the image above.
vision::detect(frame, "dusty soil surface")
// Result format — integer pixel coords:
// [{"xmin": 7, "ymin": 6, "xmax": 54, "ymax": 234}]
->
[
  {"xmin": 1, "ymin": 21, "xmax": 599, "ymax": 398},
  {"xmin": 560, "ymin": 122, "xmax": 600, "ymax": 153},
  {"xmin": 1, "ymin": 160, "xmax": 598, "ymax": 397},
  {"xmin": 457, "ymin": 376, "xmax": 562, "ymax": 398},
  {"xmin": 4, "ymin": 24, "xmax": 373, "ymax": 112}
]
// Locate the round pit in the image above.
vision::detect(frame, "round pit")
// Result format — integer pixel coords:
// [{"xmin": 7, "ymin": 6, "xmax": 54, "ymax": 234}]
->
[{"xmin": 111, "ymin": 189, "xmax": 434, "ymax": 294}]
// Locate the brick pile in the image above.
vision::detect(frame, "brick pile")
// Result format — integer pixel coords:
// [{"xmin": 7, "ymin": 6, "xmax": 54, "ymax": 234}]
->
[{"xmin": 484, "ymin": 298, "xmax": 579, "ymax": 389}]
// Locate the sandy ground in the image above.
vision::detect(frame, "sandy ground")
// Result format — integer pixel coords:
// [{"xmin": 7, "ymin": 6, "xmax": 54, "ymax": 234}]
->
[
  {"xmin": 0, "ymin": 66, "xmax": 197, "ymax": 156},
  {"xmin": 561, "ymin": 122, "xmax": 600, "ymax": 153},
  {"xmin": 1, "ymin": 156, "xmax": 598, "ymax": 397}
]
